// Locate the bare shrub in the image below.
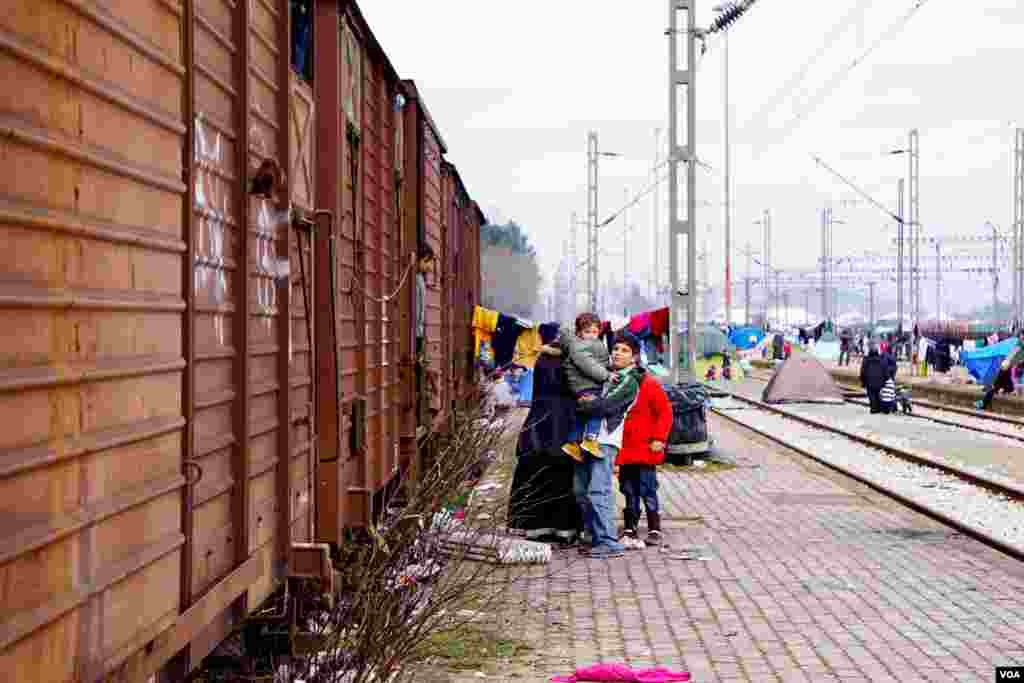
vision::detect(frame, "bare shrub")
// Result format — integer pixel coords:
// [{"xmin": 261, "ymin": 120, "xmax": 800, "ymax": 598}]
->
[{"xmin": 285, "ymin": 401, "xmax": 538, "ymax": 682}]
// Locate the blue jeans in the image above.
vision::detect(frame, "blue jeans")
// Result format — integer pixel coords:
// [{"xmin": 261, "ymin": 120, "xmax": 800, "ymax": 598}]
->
[
  {"xmin": 618, "ymin": 465, "xmax": 659, "ymax": 517},
  {"xmin": 569, "ymin": 389, "xmax": 602, "ymax": 441},
  {"xmin": 573, "ymin": 444, "xmax": 624, "ymax": 551}
]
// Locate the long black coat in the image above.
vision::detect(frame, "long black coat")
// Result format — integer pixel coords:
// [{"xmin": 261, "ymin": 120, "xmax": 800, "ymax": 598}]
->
[{"xmin": 860, "ymin": 352, "xmax": 889, "ymax": 392}]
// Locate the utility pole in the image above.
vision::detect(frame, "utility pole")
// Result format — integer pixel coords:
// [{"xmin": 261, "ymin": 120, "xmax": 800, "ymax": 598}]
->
[
  {"xmin": 569, "ymin": 212, "xmax": 578, "ymax": 314},
  {"xmin": 587, "ymin": 132, "xmax": 599, "ymax": 313},
  {"xmin": 763, "ymin": 210, "xmax": 771, "ymax": 324},
  {"xmin": 908, "ymin": 128, "xmax": 920, "ymax": 329},
  {"xmin": 897, "ymin": 178, "xmax": 904, "ymax": 331},
  {"xmin": 1012, "ymin": 129, "xmax": 1024, "ymax": 322},
  {"xmin": 701, "ymin": 237, "xmax": 711, "ymax": 326},
  {"xmin": 668, "ymin": 0, "xmax": 697, "ymax": 381},
  {"xmin": 737, "ymin": 241, "xmax": 759, "ymax": 325},
  {"xmin": 624, "ymin": 186, "xmax": 630, "ymax": 316},
  {"xmin": 719, "ymin": 7, "xmax": 733, "ymax": 327},
  {"xmin": 867, "ymin": 281, "xmax": 876, "ymax": 326},
  {"xmin": 653, "ymin": 128, "xmax": 662, "ymax": 301},
  {"xmin": 820, "ymin": 208, "xmax": 830, "ymax": 322},
  {"xmin": 992, "ymin": 221, "xmax": 1000, "ymax": 322}
]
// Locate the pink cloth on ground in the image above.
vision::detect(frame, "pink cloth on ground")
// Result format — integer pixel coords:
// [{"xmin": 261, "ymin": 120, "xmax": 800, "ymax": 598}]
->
[{"xmin": 551, "ymin": 663, "xmax": 690, "ymax": 682}]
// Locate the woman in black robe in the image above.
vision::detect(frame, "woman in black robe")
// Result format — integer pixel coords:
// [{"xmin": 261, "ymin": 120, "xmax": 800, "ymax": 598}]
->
[{"xmin": 507, "ymin": 323, "xmax": 583, "ymax": 544}]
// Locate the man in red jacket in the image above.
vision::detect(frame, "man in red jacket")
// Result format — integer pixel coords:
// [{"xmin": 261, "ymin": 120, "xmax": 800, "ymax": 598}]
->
[{"xmin": 617, "ymin": 373, "xmax": 673, "ymax": 548}]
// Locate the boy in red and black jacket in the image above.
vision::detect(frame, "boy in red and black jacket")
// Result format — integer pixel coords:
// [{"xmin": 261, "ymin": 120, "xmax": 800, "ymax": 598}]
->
[{"xmin": 617, "ymin": 369, "xmax": 673, "ymax": 548}]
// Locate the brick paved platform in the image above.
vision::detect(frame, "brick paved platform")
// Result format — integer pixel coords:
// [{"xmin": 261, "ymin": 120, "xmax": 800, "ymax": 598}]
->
[{"xmin": 456, "ymin": 412, "xmax": 1024, "ymax": 682}]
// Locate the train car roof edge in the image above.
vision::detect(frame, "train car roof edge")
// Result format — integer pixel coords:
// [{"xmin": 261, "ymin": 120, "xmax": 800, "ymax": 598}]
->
[
  {"xmin": 400, "ymin": 79, "xmax": 449, "ymax": 154},
  {"xmin": 342, "ymin": 0, "xmax": 402, "ymax": 84}
]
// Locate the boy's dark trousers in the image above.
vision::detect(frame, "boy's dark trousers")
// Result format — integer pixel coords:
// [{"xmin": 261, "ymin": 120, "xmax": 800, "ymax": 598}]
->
[{"xmin": 619, "ymin": 464, "xmax": 660, "ymax": 533}]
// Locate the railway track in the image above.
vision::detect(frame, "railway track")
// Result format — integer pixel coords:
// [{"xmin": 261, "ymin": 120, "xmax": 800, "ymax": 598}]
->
[
  {"xmin": 744, "ymin": 369, "xmax": 1024, "ymax": 444},
  {"xmin": 706, "ymin": 383, "xmax": 1024, "ymax": 564}
]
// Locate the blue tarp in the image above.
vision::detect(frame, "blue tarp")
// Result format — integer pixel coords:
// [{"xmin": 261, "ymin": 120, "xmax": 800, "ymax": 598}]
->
[
  {"xmin": 729, "ymin": 326, "xmax": 766, "ymax": 350},
  {"xmin": 961, "ymin": 337, "xmax": 1021, "ymax": 386},
  {"xmin": 505, "ymin": 369, "xmax": 534, "ymax": 404}
]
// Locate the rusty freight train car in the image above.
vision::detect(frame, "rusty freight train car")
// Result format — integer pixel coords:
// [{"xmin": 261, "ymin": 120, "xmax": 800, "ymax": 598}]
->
[
  {"xmin": 313, "ymin": 0, "xmax": 410, "ymax": 538},
  {"xmin": 0, "ymin": 0, "xmax": 318, "ymax": 679},
  {"xmin": 442, "ymin": 162, "xmax": 485, "ymax": 409},
  {"xmin": 0, "ymin": 0, "xmax": 482, "ymax": 679}
]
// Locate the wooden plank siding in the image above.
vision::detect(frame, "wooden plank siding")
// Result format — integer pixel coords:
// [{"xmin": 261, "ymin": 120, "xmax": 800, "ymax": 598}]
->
[{"xmin": 0, "ymin": 0, "xmax": 313, "ymax": 680}]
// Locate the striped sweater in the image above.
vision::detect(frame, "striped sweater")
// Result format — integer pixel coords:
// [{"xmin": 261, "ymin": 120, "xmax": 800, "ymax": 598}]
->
[{"xmin": 880, "ymin": 379, "xmax": 896, "ymax": 405}]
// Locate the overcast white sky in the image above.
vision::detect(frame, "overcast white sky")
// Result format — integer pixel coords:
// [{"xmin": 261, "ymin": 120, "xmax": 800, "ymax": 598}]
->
[{"xmin": 360, "ymin": 0, "xmax": 1024, "ymax": 316}]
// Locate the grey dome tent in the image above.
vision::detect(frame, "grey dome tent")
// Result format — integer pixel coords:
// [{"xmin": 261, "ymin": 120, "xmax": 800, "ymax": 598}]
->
[
  {"xmin": 761, "ymin": 354, "xmax": 844, "ymax": 404},
  {"xmin": 696, "ymin": 324, "xmax": 729, "ymax": 358}
]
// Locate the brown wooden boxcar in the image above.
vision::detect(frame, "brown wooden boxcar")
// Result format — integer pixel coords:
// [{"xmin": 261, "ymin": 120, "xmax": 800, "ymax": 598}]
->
[
  {"xmin": 0, "ymin": 0, "xmax": 318, "ymax": 679},
  {"xmin": 0, "ymin": 0, "xmax": 482, "ymax": 678},
  {"xmin": 313, "ymin": 0, "xmax": 407, "ymax": 539},
  {"xmin": 441, "ymin": 162, "xmax": 484, "ymax": 409}
]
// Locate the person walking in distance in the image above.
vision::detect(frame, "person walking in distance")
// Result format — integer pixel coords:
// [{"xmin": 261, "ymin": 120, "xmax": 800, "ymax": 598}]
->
[
  {"xmin": 838, "ymin": 328, "xmax": 852, "ymax": 367},
  {"xmin": 977, "ymin": 329, "xmax": 1024, "ymax": 410},
  {"xmin": 860, "ymin": 341, "xmax": 889, "ymax": 414},
  {"xmin": 617, "ymin": 367, "xmax": 673, "ymax": 549},
  {"xmin": 574, "ymin": 334, "xmax": 646, "ymax": 559}
]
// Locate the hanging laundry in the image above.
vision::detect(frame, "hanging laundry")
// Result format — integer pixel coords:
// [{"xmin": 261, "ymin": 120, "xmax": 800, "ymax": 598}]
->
[
  {"xmin": 649, "ymin": 308, "xmax": 669, "ymax": 338},
  {"xmin": 609, "ymin": 315, "xmax": 630, "ymax": 332},
  {"xmin": 472, "ymin": 305, "xmax": 499, "ymax": 359},
  {"xmin": 492, "ymin": 314, "xmax": 523, "ymax": 368},
  {"xmin": 628, "ymin": 311, "xmax": 652, "ymax": 336},
  {"xmin": 512, "ymin": 325, "xmax": 544, "ymax": 369}
]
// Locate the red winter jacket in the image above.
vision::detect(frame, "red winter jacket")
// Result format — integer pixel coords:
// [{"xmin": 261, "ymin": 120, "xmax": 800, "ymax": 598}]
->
[{"xmin": 616, "ymin": 375, "xmax": 673, "ymax": 466}]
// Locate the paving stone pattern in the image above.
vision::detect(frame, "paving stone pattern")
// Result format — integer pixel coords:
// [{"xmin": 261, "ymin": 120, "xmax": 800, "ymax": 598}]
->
[{"xmin": 478, "ymin": 413, "xmax": 1024, "ymax": 682}]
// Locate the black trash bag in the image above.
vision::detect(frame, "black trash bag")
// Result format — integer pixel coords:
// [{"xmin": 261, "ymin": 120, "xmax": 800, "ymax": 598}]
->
[{"xmin": 661, "ymin": 381, "xmax": 709, "ymax": 448}]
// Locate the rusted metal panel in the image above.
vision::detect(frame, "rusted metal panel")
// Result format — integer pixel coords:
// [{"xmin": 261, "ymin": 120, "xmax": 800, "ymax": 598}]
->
[
  {"xmin": 0, "ymin": 0, "xmax": 312, "ymax": 679},
  {"xmin": 309, "ymin": 4, "xmax": 405, "ymax": 533},
  {"xmin": 0, "ymin": 1, "xmax": 189, "ymax": 680},
  {"xmin": 313, "ymin": 0, "xmax": 343, "ymax": 545}
]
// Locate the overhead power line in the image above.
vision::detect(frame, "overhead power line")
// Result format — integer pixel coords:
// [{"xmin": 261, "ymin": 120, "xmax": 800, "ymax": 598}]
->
[
  {"xmin": 597, "ymin": 172, "xmax": 669, "ymax": 229},
  {"xmin": 771, "ymin": 0, "xmax": 935, "ymax": 144},
  {"xmin": 741, "ymin": 0, "xmax": 874, "ymax": 134}
]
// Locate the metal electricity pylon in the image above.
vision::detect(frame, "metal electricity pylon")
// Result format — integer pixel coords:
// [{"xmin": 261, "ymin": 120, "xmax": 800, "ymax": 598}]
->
[
  {"xmin": 668, "ymin": 0, "xmax": 697, "ymax": 381},
  {"xmin": 1014, "ymin": 128, "xmax": 1024, "ymax": 320},
  {"xmin": 587, "ymin": 133, "xmax": 599, "ymax": 312},
  {"xmin": 907, "ymin": 129, "xmax": 921, "ymax": 329}
]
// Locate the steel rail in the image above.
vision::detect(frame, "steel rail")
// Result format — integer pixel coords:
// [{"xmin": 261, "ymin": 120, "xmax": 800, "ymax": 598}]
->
[
  {"xmin": 707, "ymin": 387, "xmax": 1024, "ymax": 564},
  {"xmin": 744, "ymin": 370, "xmax": 1024, "ymax": 442}
]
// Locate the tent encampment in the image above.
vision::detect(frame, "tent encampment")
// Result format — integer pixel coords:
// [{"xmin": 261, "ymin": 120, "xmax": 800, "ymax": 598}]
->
[
  {"xmin": 679, "ymin": 324, "xmax": 729, "ymax": 358},
  {"xmin": 729, "ymin": 326, "xmax": 765, "ymax": 351},
  {"xmin": 762, "ymin": 355, "xmax": 845, "ymax": 404},
  {"xmin": 811, "ymin": 332, "xmax": 841, "ymax": 363},
  {"xmin": 961, "ymin": 337, "xmax": 1021, "ymax": 386}
]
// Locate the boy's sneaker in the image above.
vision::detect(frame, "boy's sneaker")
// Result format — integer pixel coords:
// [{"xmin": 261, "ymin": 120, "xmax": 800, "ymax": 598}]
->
[
  {"xmin": 622, "ymin": 533, "xmax": 645, "ymax": 550},
  {"xmin": 587, "ymin": 545, "xmax": 625, "ymax": 559},
  {"xmin": 562, "ymin": 442, "xmax": 584, "ymax": 462},
  {"xmin": 581, "ymin": 439, "xmax": 602, "ymax": 457},
  {"xmin": 645, "ymin": 530, "xmax": 663, "ymax": 547}
]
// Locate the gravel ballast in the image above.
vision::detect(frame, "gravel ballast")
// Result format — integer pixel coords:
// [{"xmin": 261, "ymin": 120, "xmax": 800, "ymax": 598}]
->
[{"xmin": 711, "ymin": 398, "xmax": 1024, "ymax": 553}]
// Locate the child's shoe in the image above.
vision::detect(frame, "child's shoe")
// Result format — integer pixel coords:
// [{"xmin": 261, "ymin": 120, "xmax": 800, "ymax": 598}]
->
[
  {"xmin": 645, "ymin": 530, "xmax": 663, "ymax": 547},
  {"xmin": 622, "ymin": 530, "xmax": 646, "ymax": 550},
  {"xmin": 562, "ymin": 442, "xmax": 584, "ymax": 463},
  {"xmin": 581, "ymin": 438, "xmax": 602, "ymax": 457}
]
